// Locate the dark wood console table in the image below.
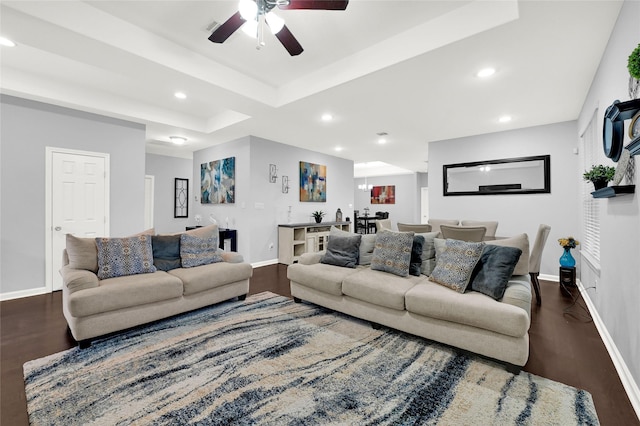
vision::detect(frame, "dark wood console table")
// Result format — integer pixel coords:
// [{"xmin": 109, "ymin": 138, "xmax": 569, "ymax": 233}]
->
[{"xmin": 185, "ymin": 226, "xmax": 237, "ymax": 251}]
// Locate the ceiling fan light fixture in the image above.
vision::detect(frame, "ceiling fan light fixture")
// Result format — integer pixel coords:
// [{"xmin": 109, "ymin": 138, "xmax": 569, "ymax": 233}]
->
[
  {"xmin": 241, "ymin": 19, "xmax": 258, "ymax": 38},
  {"xmin": 266, "ymin": 12, "xmax": 285, "ymax": 34},
  {"xmin": 239, "ymin": 0, "xmax": 258, "ymax": 20}
]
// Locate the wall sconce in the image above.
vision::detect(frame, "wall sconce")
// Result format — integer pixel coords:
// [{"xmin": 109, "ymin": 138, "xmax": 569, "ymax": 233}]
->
[
  {"xmin": 269, "ymin": 164, "xmax": 278, "ymax": 183},
  {"xmin": 282, "ymin": 175, "xmax": 289, "ymax": 193}
]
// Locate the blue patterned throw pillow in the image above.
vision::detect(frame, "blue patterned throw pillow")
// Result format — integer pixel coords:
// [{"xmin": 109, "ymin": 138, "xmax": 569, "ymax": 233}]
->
[
  {"xmin": 371, "ymin": 230, "xmax": 415, "ymax": 277},
  {"xmin": 180, "ymin": 234, "xmax": 223, "ymax": 268},
  {"xmin": 430, "ymin": 239, "xmax": 485, "ymax": 293},
  {"xmin": 96, "ymin": 235, "xmax": 157, "ymax": 279}
]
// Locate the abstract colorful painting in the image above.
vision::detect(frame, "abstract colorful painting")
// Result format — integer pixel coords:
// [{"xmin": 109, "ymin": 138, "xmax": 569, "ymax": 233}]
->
[
  {"xmin": 201, "ymin": 157, "xmax": 235, "ymax": 204},
  {"xmin": 371, "ymin": 185, "xmax": 395, "ymax": 204},
  {"xmin": 299, "ymin": 161, "xmax": 326, "ymax": 202}
]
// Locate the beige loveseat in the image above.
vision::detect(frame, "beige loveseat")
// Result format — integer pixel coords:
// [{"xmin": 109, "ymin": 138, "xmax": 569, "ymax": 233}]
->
[
  {"xmin": 288, "ymin": 229, "xmax": 532, "ymax": 373},
  {"xmin": 61, "ymin": 225, "xmax": 252, "ymax": 347}
]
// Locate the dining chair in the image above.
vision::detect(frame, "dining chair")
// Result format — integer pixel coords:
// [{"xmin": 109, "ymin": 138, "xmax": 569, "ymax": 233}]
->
[
  {"xmin": 461, "ymin": 220, "xmax": 499, "ymax": 237},
  {"xmin": 397, "ymin": 223, "xmax": 432, "ymax": 233},
  {"xmin": 427, "ymin": 218, "xmax": 460, "ymax": 233},
  {"xmin": 376, "ymin": 218, "xmax": 392, "ymax": 232},
  {"xmin": 440, "ymin": 225, "xmax": 487, "ymax": 242},
  {"xmin": 529, "ymin": 224, "xmax": 551, "ymax": 306}
]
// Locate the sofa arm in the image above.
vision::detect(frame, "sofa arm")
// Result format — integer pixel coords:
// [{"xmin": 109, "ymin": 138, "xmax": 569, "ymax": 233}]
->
[
  {"xmin": 220, "ymin": 250, "xmax": 244, "ymax": 263},
  {"xmin": 60, "ymin": 266, "xmax": 99, "ymax": 294},
  {"xmin": 501, "ymin": 275, "xmax": 532, "ymax": 317},
  {"xmin": 298, "ymin": 251, "xmax": 325, "ymax": 265}
]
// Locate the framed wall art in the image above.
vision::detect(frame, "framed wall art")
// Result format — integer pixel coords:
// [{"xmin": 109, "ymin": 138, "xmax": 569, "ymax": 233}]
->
[
  {"xmin": 174, "ymin": 178, "xmax": 189, "ymax": 218},
  {"xmin": 371, "ymin": 185, "xmax": 395, "ymax": 204},
  {"xmin": 299, "ymin": 161, "xmax": 326, "ymax": 202},
  {"xmin": 201, "ymin": 156, "xmax": 235, "ymax": 204}
]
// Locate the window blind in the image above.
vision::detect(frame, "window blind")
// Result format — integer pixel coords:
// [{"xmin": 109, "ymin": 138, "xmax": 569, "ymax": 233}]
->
[{"xmin": 580, "ymin": 110, "xmax": 601, "ymax": 265}]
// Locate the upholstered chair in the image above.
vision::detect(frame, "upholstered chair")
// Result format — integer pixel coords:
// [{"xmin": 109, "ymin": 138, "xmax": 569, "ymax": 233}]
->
[
  {"xmin": 375, "ymin": 218, "xmax": 392, "ymax": 232},
  {"xmin": 440, "ymin": 225, "xmax": 487, "ymax": 242},
  {"xmin": 461, "ymin": 220, "xmax": 499, "ymax": 237},
  {"xmin": 427, "ymin": 218, "xmax": 459, "ymax": 233},
  {"xmin": 397, "ymin": 223, "xmax": 432, "ymax": 233},
  {"xmin": 529, "ymin": 224, "xmax": 551, "ymax": 306}
]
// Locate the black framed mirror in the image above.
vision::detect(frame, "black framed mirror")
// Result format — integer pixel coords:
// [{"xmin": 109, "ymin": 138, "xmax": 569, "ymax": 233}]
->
[{"xmin": 443, "ymin": 155, "xmax": 550, "ymax": 196}]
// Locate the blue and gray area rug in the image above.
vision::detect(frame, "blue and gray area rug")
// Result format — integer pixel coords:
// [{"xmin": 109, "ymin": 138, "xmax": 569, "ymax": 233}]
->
[{"xmin": 24, "ymin": 292, "xmax": 599, "ymax": 425}]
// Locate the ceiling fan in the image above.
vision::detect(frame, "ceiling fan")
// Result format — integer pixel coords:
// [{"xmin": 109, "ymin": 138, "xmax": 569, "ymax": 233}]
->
[{"xmin": 208, "ymin": 0, "xmax": 349, "ymax": 56}]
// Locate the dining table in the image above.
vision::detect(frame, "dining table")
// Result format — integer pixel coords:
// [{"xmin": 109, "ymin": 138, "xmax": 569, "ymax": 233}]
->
[{"xmin": 357, "ymin": 215, "xmax": 378, "ymax": 234}]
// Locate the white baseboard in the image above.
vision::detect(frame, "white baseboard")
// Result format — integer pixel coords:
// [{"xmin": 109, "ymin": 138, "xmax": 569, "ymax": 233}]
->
[
  {"xmin": 251, "ymin": 259, "xmax": 279, "ymax": 268},
  {"xmin": 0, "ymin": 286, "xmax": 48, "ymax": 301},
  {"xmin": 538, "ymin": 274, "xmax": 640, "ymax": 420}
]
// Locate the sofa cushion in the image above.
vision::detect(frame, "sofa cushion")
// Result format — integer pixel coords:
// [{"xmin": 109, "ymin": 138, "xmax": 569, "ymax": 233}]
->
[
  {"xmin": 287, "ymin": 263, "xmax": 361, "ymax": 296},
  {"xmin": 405, "ymin": 280, "xmax": 530, "ymax": 337},
  {"xmin": 330, "ymin": 226, "xmax": 376, "ymax": 265},
  {"xmin": 96, "ymin": 235, "xmax": 157, "ymax": 279},
  {"xmin": 430, "ymin": 239, "xmax": 484, "ymax": 293},
  {"xmin": 342, "ymin": 268, "xmax": 423, "ymax": 311},
  {"xmin": 168, "ymin": 262, "xmax": 253, "ymax": 296},
  {"xmin": 68, "ymin": 271, "xmax": 183, "ymax": 317},
  {"xmin": 470, "ymin": 245, "xmax": 522, "ymax": 300},
  {"xmin": 321, "ymin": 233, "xmax": 362, "ymax": 268},
  {"xmin": 416, "ymin": 231, "xmax": 439, "ymax": 276},
  {"xmin": 152, "ymin": 235, "xmax": 181, "ymax": 271},
  {"xmin": 409, "ymin": 235, "xmax": 425, "ymax": 277},
  {"xmin": 180, "ymin": 234, "xmax": 223, "ymax": 268},
  {"xmin": 371, "ymin": 230, "xmax": 414, "ymax": 277},
  {"xmin": 486, "ymin": 233, "xmax": 530, "ymax": 275}
]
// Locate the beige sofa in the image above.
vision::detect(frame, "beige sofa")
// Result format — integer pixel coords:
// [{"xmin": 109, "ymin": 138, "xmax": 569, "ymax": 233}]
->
[
  {"xmin": 61, "ymin": 225, "xmax": 252, "ymax": 347},
  {"xmin": 288, "ymin": 232, "xmax": 532, "ymax": 373}
]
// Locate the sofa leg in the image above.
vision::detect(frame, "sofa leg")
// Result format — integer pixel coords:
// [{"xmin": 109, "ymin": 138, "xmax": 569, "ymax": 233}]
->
[
  {"xmin": 238, "ymin": 294, "xmax": 247, "ymax": 301},
  {"xmin": 505, "ymin": 363, "xmax": 521, "ymax": 375},
  {"xmin": 370, "ymin": 322, "xmax": 382, "ymax": 330},
  {"xmin": 78, "ymin": 339, "xmax": 92, "ymax": 349},
  {"xmin": 293, "ymin": 297, "xmax": 302, "ymax": 303}
]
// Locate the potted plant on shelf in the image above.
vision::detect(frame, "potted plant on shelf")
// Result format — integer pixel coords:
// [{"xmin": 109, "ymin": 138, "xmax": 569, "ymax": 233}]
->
[
  {"xmin": 628, "ymin": 43, "xmax": 640, "ymax": 99},
  {"xmin": 583, "ymin": 165, "xmax": 615, "ymax": 190},
  {"xmin": 312, "ymin": 210, "xmax": 325, "ymax": 223}
]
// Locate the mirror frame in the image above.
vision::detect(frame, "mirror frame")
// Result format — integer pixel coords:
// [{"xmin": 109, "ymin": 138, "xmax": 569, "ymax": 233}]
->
[{"xmin": 443, "ymin": 155, "xmax": 551, "ymax": 196}]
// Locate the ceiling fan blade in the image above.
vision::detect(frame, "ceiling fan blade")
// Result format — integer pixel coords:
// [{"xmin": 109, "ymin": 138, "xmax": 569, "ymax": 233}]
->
[
  {"xmin": 279, "ymin": 1, "xmax": 349, "ymax": 11},
  {"xmin": 274, "ymin": 24, "xmax": 303, "ymax": 56},
  {"xmin": 208, "ymin": 11, "xmax": 245, "ymax": 43}
]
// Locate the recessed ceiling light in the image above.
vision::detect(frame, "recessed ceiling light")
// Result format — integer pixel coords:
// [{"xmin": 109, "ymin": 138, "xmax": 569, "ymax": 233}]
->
[
  {"xmin": 334, "ymin": 146, "xmax": 343, "ymax": 152},
  {"xmin": 174, "ymin": 92, "xmax": 187, "ymax": 99},
  {"xmin": 498, "ymin": 115, "xmax": 512, "ymax": 123},
  {"xmin": 169, "ymin": 136, "xmax": 187, "ymax": 145},
  {"xmin": 321, "ymin": 113, "xmax": 333, "ymax": 122},
  {"xmin": 477, "ymin": 67, "xmax": 496, "ymax": 78},
  {"xmin": 0, "ymin": 37, "xmax": 16, "ymax": 47},
  {"xmin": 378, "ymin": 138, "xmax": 387, "ymax": 144}
]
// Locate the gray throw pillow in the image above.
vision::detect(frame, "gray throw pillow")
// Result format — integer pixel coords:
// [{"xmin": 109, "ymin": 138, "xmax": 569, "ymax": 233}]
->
[
  {"xmin": 430, "ymin": 239, "xmax": 485, "ymax": 293},
  {"xmin": 416, "ymin": 231, "xmax": 439, "ymax": 276},
  {"xmin": 371, "ymin": 230, "xmax": 415, "ymax": 277},
  {"xmin": 321, "ymin": 234, "xmax": 362, "ymax": 268},
  {"xmin": 330, "ymin": 226, "xmax": 375, "ymax": 265},
  {"xmin": 180, "ymin": 234, "xmax": 223, "ymax": 268},
  {"xmin": 409, "ymin": 235, "xmax": 425, "ymax": 277},
  {"xmin": 469, "ymin": 245, "xmax": 522, "ymax": 300},
  {"xmin": 152, "ymin": 235, "xmax": 181, "ymax": 271},
  {"xmin": 96, "ymin": 235, "xmax": 157, "ymax": 279}
]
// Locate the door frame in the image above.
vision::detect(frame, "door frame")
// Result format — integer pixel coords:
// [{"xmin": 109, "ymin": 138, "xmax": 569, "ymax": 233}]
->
[{"xmin": 45, "ymin": 147, "xmax": 110, "ymax": 293}]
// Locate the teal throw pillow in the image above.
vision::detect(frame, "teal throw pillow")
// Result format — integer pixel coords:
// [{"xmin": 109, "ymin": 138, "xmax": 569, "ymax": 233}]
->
[
  {"xmin": 321, "ymin": 234, "xmax": 362, "ymax": 268},
  {"xmin": 430, "ymin": 239, "xmax": 485, "ymax": 293},
  {"xmin": 96, "ymin": 235, "xmax": 157, "ymax": 279},
  {"xmin": 152, "ymin": 235, "xmax": 181, "ymax": 271},
  {"xmin": 469, "ymin": 245, "xmax": 522, "ymax": 300},
  {"xmin": 180, "ymin": 234, "xmax": 223, "ymax": 268},
  {"xmin": 371, "ymin": 230, "xmax": 415, "ymax": 277}
]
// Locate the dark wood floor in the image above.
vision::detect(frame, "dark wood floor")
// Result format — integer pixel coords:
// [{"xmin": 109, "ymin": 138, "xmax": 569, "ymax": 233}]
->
[{"xmin": 2, "ymin": 264, "xmax": 638, "ymax": 425}]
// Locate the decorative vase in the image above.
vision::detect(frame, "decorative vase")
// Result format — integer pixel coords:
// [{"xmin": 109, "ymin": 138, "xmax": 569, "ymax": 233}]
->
[
  {"xmin": 559, "ymin": 247, "xmax": 576, "ymax": 268},
  {"xmin": 629, "ymin": 76, "xmax": 639, "ymax": 100},
  {"xmin": 591, "ymin": 179, "xmax": 608, "ymax": 190},
  {"xmin": 314, "ymin": 217, "xmax": 322, "ymax": 223}
]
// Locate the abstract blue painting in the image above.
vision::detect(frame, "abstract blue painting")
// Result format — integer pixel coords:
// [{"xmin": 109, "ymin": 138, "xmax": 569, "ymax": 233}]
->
[{"xmin": 201, "ymin": 157, "xmax": 235, "ymax": 204}]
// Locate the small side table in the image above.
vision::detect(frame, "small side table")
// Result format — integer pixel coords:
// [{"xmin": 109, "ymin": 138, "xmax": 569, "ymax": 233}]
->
[{"xmin": 559, "ymin": 266, "xmax": 576, "ymax": 287}]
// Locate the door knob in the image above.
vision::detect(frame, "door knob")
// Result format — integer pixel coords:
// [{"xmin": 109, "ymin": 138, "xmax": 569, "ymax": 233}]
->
[{"xmin": 54, "ymin": 226, "xmax": 62, "ymax": 231}]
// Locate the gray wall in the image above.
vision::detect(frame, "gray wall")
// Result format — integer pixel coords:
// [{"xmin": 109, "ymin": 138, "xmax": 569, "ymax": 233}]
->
[
  {"xmin": 191, "ymin": 136, "xmax": 354, "ymax": 264},
  {"xmin": 428, "ymin": 120, "xmax": 580, "ymax": 279},
  {"xmin": 354, "ymin": 174, "xmax": 421, "ymax": 227},
  {"xmin": 0, "ymin": 95, "xmax": 146, "ymax": 296},
  {"xmin": 145, "ymin": 153, "xmax": 193, "ymax": 234},
  {"xmin": 576, "ymin": 0, "xmax": 640, "ymax": 387}
]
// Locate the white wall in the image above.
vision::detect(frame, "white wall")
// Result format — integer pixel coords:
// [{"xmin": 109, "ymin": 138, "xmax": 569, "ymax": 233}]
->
[
  {"xmin": 576, "ymin": 0, "xmax": 640, "ymax": 388},
  {"xmin": 354, "ymin": 174, "xmax": 421, "ymax": 227},
  {"xmin": 428, "ymin": 121, "xmax": 580, "ymax": 279},
  {"xmin": 0, "ymin": 95, "xmax": 146, "ymax": 296},
  {"xmin": 191, "ymin": 136, "xmax": 354, "ymax": 264},
  {"xmin": 145, "ymin": 153, "xmax": 194, "ymax": 234}
]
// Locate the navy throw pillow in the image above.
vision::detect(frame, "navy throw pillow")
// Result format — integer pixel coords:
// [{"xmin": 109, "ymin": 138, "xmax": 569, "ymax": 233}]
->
[
  {"xmin": 409, "ymin": 235, "xmax": 425, "ymax": 277},
  {"xmin": 469, "ymin": 245, "xmax": 522, "ymax": 300},
  {"xmin": 152, "ymin": 235, "xmax": 181, "ymax": 271}
]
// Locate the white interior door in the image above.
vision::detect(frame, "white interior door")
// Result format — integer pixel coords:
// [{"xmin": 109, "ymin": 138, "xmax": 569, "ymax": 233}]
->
[
  {"xmin": 421, "ymin": 187, "xmax": 429, "ymax": 224},
  {"xmin": 47, "ymin": 148, "xmax": 109, "ymax": 291}
]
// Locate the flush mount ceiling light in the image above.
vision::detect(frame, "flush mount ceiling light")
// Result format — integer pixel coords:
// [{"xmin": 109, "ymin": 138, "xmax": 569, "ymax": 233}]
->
[
  {"xmin": 169, "ymin": 136, "xmax": 187, "ymax": 145},
  {"xmin": 498, "ymin": 115, "xmax": 512, "ymax": 123},
  {"xmin": 174, "ymin": 92, "xmax": 187, "ymax": 99},
  {"xmin": 0, "ymin": 37, "xmax": 16, "ymax": 47},
  {"xmin": 377, "ymin": 131, "xmax": 388, "ymax": 144},
  {"xmin": 477, "ymin": 67, "xmax": 496, "ymax": 78}
]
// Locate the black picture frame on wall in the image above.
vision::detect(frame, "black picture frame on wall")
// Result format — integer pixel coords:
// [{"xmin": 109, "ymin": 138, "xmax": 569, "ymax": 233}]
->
[{"xmin": 174, "ymin": 178, "xmax": 189, "ymax": 218}]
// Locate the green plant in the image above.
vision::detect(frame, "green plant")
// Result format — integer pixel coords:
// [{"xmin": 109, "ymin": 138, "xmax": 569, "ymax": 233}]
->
[
  {"xmin": 311, "ymin": 210, "xmax": 325, "ymax": 220},
  {"xmin": 583, "ymin": 164, "xmax": 615, "ymax": 182},
  {"xmin": 629, "ymin": 44, "xmax": 640, "ymax": 79}
]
